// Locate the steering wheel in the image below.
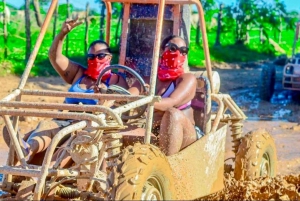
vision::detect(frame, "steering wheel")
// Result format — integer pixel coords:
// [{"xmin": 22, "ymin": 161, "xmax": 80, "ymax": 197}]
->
[{"xmin": 96, "ymin": 64, "xmax": 148, "ymax": 120}]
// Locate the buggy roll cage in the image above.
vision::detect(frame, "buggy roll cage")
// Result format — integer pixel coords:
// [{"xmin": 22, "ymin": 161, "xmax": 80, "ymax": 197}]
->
[
  {"xmin": 0, "ymin": 0, "xmax": 246, "ymax": 199},
  {"xmin": 0, "ymin": 0, "xmax": 247, "ymax": 164}
]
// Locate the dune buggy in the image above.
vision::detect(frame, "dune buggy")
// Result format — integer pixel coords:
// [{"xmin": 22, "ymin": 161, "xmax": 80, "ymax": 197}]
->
[
  {"xmin": 0, "ymin": 0, "xmax": 277, "ymax": 200},
  {"xmin": 260, "ymin": 22, "xmax": 300, "ymax": 101}
]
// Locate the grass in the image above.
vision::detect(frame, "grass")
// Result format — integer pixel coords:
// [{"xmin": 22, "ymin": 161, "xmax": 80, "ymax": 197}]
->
[
  {"xmin": 0, "ymin": 13, "xmax": 299, "ymax": 76},
  {"xmin": 188, "ymin": 27, "xmax": 300, "ymax": 67}
]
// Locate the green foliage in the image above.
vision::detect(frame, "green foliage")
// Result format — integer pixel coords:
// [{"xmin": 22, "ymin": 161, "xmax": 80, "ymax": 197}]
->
[
  {"xmin": 58, "ymin": 4, "xmax": 74, "ymax": 16},
  {"xmin": 0, "ymin": 12, "xmax": 122, "ymax": 76},
  {"xmin": 0, "ymin": 1, "xmax": 299, "ymax": 75},
  {"xmin": 0, "ymin": 2, "xmax": 4, "ymax": 12},
  {"xmin": 188, "ymin": 27, "xmax": 279, "ymax": 67}
]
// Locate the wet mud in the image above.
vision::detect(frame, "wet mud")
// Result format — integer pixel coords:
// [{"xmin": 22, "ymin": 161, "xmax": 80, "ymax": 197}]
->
[
  {"xmin": 1, "ymin": 66, "xmax": 300, "ymax": 200},
  {"xmin": 200, "ymin": 173, "xmax": 300, "ymax": 200}
]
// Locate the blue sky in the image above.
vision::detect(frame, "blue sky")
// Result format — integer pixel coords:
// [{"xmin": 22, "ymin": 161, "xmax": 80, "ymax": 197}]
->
[{"xmin": 7, "ymin": 0, "xmax": 300, "ymax": 12}]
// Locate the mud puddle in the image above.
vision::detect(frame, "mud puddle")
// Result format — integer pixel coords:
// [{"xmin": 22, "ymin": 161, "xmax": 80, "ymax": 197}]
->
[{"xmin": 228, "ymin": 84, "xmax": 297, "ymax": 122}]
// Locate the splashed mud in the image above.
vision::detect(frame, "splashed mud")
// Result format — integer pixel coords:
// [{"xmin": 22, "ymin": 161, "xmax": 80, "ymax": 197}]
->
[{"xmin": 200, "ymin": 173, "xmax": 300, "ymax": 201}]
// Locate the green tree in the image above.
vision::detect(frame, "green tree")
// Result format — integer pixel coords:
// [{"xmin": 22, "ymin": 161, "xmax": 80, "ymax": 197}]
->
[{"xmin": 195, "ymin": 0, "xmax": 217, "ymax": 44}]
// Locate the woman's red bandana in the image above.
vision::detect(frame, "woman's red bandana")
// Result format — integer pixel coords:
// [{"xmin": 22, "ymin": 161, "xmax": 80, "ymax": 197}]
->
[
  {"xmin": 158, "ymin": 50, "xmax": 185, "ymax": 81},
  {"xmin": 85, "ymin": 57, "xmax": 111, "ymax": 81}
]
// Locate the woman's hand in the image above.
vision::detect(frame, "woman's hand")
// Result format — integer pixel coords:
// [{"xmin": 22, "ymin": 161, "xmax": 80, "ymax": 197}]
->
[
  {"xmin": 61, "ymin": 17, "xmax": 83, "ymax": 35},
  {"xmin": 94, "ymin": 83, "xmax": 107, "ymax": 94}
]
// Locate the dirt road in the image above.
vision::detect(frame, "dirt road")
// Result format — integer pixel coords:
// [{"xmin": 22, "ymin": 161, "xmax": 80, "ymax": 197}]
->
[{"xmin": 0, "ymin": 66, "xmax": 300, "ymax": 199}]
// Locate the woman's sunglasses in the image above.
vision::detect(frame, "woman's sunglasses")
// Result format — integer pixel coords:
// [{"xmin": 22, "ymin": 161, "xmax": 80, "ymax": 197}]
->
[
  {"xmin": 165, "ymin": 43, "xmax": 189, "ymax": 55},
  {"xmin": 87, "ymin": 53, "xmax": 110, "ymax": 60}
]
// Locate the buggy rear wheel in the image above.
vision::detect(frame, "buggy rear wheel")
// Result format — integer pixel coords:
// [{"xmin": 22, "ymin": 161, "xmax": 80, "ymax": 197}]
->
[
  {"xmin": 106, "ymin": 143, "xmax": 176, "ymax": 200},
  {"xmin": 234, "ymin": 129, "xmax": 277, "ymax": 180}
]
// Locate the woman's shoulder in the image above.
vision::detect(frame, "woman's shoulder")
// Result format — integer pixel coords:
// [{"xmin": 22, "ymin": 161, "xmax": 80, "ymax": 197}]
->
[{"xmin": 71, "ymin": 69, "xmax": 85, "ymax": 85}]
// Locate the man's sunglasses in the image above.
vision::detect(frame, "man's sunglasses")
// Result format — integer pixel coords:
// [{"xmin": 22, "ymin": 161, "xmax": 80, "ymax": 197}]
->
[
  {"xmin": 87, "ymin": 53, "xmax": 110, "ymax": 60},
  {"xmin": 165, "ymin": 43, "xmax": 189, "ymax": 55}
]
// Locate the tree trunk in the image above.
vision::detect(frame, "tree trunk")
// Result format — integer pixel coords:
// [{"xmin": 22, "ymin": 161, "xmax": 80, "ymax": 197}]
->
[
  {"xmin": 65, "ymin": 0, "xmax": 70, "ymax": 56},
  {"xmin": 25, "ymin": 0, "xmax": 31, "ymax": 61},
  {"xmin": 214, "ymin": 3, "xmax": 223, "ymax": 46},
  {"xmin": 245, "ymin": 24, "xmax": 250, "ymax": 44},
  {"xmin": 115, "ymin": 7, "xmax": 123, "ymax": 46},
  {"xmin": 32, "ymin": 0, "xmax": 43, "ymax": 27},
  {"xmin": 99, "ymin": 1, "xmax": 105, "ymax": 40},
  {"xmin": 235, "ymin": 19, "xmax": 239, "ymax": 43},
  {"xmin": 52, "ymin": 3, "xmax": 58, "ymax": 40},
  {"xmin": 3, "ymin": 0, "xmax": 8, "ymax": 58},
  {"xmin": 279, "ymin": 16, "xmax": 282, "ymax": 44},
  {"xmin": 260, "ymin": 26, "xmax": 263, "ymax": 44},
  {"xmin": 84, "ymin": 2, "xmax": 90, "ymax": 54},
  {"xmin": 196, "ymin": 21, "xmax": 200, "ymax": 45}
]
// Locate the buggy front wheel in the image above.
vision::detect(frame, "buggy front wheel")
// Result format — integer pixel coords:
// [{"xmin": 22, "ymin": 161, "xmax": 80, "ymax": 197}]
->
[{"xmin": 106, "ymin": 143, "xmax": 176, "ymax": 200}]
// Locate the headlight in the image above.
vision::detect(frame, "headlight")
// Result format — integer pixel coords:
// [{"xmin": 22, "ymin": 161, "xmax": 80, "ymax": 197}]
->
[{"xmin": 286, "ymin": 66, "xmax": 294, "ymax": 74}]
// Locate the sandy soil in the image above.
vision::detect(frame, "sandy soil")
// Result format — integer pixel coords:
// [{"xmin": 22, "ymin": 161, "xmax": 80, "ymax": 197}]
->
[{"xmin": 0, "ymin": 66, "xmax": 300, "ymax": 199}]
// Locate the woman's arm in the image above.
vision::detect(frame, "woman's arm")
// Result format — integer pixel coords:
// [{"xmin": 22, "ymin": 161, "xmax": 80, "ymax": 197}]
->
[
  {"xmin": 154, "ymin": 73, "xmax": 196, "ymax": 111},
  {"xmin": 48, "ymin": 18, "xmax": 84, "ymax": 84}
]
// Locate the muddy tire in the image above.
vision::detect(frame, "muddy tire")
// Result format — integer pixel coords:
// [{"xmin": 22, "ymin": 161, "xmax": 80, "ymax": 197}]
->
[
  {"xmin": 106, "ymin": 143, "xmax": 176, "ymax": 200},
  {"xmin": 234, "ymin": 129, "xmax": 277, "ymax": 180},
  {"xmin": 260, "ymin": 64, "xmax": 276, "ymax": 101}
]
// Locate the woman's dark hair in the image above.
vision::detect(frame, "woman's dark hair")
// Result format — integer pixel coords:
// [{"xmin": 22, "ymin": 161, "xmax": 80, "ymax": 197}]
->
[
  {"xmin": 160, "ymin": 35, "xmax": 188, "ymax": 51},
  {"xmin": 88, "ymin": 40, "xmax": 112, "ymax": 53}
]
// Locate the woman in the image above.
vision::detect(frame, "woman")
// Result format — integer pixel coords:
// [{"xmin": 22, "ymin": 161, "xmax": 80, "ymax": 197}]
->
[
  {"xmin": 3, "ymin": 18, "xmax": 127, "ymax": 166},
  {"xmin": 129, "ymin": 35, "xmax": 201, "ymax": 156},
  {"xmin": 49, "ymin": 18, "xmax": 127, "ymax": 100}
]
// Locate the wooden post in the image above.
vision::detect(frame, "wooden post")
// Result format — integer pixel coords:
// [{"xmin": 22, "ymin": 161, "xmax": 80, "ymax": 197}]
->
[
  {"xmin": 66, "ymin": 0, "xmax": 70, "ymax": 56},
  {"xmin": 214, "ymin": 3, "xmax": 223, "ymax": 46},
  {"xmin": 84, "ymin": 2, "xmax": 90, "ymax": 54},
  {"xmin": 2, "ymin": 0, "xmax": 8, "ymax": 58},
  {"xmin": 25, "ymin": 0, "xmax": 31, "ymax": 61},
  {"xmin": 52, "ymin": 3, "xmax": 58, "ymax": 40}
]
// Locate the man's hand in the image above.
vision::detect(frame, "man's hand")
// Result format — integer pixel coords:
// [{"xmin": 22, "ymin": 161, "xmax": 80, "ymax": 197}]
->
[{"xmin": 61, "ymin": 17, "xmax": 83, "ymax": 35}]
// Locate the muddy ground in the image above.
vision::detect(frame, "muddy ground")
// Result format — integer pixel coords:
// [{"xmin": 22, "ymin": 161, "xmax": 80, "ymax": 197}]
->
[{"xmin": 0, "ymin": 65, "xmax": 300, "ymax": 199}]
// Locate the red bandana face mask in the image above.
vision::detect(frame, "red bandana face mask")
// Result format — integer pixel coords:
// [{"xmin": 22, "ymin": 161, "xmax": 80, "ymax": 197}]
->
[
  {"xmin": 158, "ymin": 49, "xmax": 186, "ymax": 81},
  {"xmin": 85, "ymin": 57, "xmax": 111, "ymax": 81}
]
